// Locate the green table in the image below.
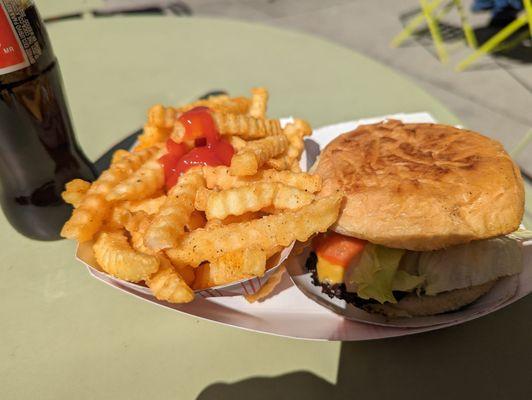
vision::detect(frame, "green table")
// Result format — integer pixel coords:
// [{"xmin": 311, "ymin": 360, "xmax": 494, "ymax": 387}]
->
[{"xmin": 1, "ymin": 16, "xmax": 531, "ymax": 400}]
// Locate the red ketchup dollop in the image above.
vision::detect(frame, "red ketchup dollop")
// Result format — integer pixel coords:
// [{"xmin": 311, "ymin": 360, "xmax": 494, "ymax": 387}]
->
[{"xmin": 159, "ymin": 107, "xmax": 234, "ymax": 190}]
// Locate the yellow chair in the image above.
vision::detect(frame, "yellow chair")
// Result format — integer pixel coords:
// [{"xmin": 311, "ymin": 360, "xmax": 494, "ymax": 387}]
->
[
  {"xmin": 391, "ymin": 0, "xmax": 477, "ymax": 64},
  {"xmin": 510, "ymin": 128, "xmax": 532, "ymax": 228},
  {"xmin": 510, "ymin": 129, "xmax": 532, "ymax": 159},
  {"xmin": 456, "ymin": 0, "xmax": 532, "ymax": 71}
]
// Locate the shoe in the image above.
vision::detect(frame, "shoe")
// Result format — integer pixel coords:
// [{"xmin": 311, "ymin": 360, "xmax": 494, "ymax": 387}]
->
[{"xmin": 489, "ymin": 7, "xmax": 519, "ymax": 27}]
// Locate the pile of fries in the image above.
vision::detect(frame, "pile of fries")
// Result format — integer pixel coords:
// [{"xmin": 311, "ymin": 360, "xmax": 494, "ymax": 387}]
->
[{"xmin": 61, "ymin": 88, "xmax": 342, "ymax": 303}]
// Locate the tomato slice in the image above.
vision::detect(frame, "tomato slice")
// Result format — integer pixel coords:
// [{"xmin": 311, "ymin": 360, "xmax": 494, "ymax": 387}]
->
[
  {"xmin": 312, "ymin": 232, "xmax": 366, "ymax": 268},
  {"xmin": 178, "ymin": 106, "xmax": 220, "ymax": 144}
]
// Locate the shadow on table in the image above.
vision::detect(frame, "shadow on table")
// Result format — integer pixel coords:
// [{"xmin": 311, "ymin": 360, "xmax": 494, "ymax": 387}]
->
[{"xmin": 197, "ymin": 295, "xmax": 532, "ymax": 400}]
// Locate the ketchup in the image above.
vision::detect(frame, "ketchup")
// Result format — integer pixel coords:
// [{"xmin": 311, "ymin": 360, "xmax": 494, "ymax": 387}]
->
[
  {"xmin": 178, "ymin": 106, "xmax": 219, "ymax": 144},
  {"xmin": 160, "ymin": 107, "xmax": 234, "ymax": 190}
]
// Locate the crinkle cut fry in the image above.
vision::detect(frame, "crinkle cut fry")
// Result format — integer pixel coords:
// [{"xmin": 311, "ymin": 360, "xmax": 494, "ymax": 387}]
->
[
  {"xmin": 203, "ymin": 182, "xmax": 315, "ymax": 220},
  {"xmin": 144, "ymin": 168, "xmax": 206, "ymax": 251},
  {"xmin": 194, "ymin": 186, "xmax": 209, "ymax": 211},
  {"xmin": 166, "ymin": 195, "xmax": 342, "ymax": 267},
  {"xmin": 106, "ymin": 148, "xmax": 166, "ymax": 201},
  {"xmin": 249, "ymin": 87, "xmax": 269, "ymax": 119},
  {"xmin": 93, "ymin": 230, "xmax": 159, "ymax": 283},
  {"xmin": 146, "ymin": 256, "xmax": 194, "ymax": 303},
  {"xmin": 193, "ymin": 248, "xmax": 266, "ymax": 289},
  {"xmin": 134, "ymin": 105, "xmax": 177, "ymax": 150},
  {"xmin": 135, "ymin": 124, "xmax": 170, "ymax": 151},
  {"xmin": 148, "ymin": 104, "xmax": 178, "ymax": 129},
  {"xmin": 211, "ymin": 112, "xmax": 281, "ymax": 140},
  {"xmin": 203, "ymin": 166, "xmax": 322, "ymax": 192},
  {"xmin": 229, "ymin": 134, "xmax": 289, "ymax": 176},
  {"xmin": 284, "ymin": 119, "xmax": 312, "ymax": 157},
  {"xmin": 201, "ymin": 183, "xmax": 277, "ymax": 220},
  {"xmin": 219, "ymin": 247, "xmax": 266, "ymax": 276},
  {"xmin": 192, "ymin": 263, "xmax": 218, "ymax": 290},
  {"xmin": 225, "ymin": 136, "xmax": 247, "ymax": 152},
  {"xmin": 245, "ymin": 264, "xmax": 286, "ymax": 303},
  {"xmin": 203, "ymin": 212, "xmax": 263, "ymax": 228},
  {"xmin": 121, "ymin": 210, "xmax": 156, "ymax": 255},
  {"xmin": 177, "ymin": 95, "xmax": 251, "ymax": 115},
  {"xmin": 186, "ymin": 210, "xmax": 206, "ymax": 231},
  {"xmin": 268, "ymin": 119, "xmax": 311, "ymax": 171},
  {"xmin": 61, "ymin": 179, "xmax": 91, "ymax": 208},
  {"xmin": 111, "ymin": 149, "xmax": 130, "ymax": 164},
  {"xmin": 104, "ymin": 206, "xmax": 131, "ymax": 231},
  {"xmin": 121, "ymin": 195, "xmax": 167, "ymax": 215},
  {"xmin": 60, "ymin": 146, "xmax": 160, "ymax": 242}
]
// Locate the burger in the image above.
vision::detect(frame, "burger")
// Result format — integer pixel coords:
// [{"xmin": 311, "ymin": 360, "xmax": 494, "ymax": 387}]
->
[{"xmin": 307, "ymin": 120, "xmax": 526, "ymax": 317}]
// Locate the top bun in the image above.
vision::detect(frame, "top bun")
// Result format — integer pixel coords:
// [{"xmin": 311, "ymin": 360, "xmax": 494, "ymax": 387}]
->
[{"xmin": 314, "ymin": 120, "xmax": 524, "ymax": 251}]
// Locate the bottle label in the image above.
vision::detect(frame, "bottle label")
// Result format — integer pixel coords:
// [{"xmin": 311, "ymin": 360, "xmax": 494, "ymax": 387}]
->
[{"xmin": 0, "ymin": 0, "xmax": 40, "ymax": 75}]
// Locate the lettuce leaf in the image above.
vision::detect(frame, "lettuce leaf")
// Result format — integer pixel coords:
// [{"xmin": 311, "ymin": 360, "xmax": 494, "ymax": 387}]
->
[
  {"xmin": 418, "ymin": 236, "xmax": 522, "ymax": 295},
  {"xmin": 344, "ymin": 235, "xmax": 523, "ymax": 302},
  {"xmin": 392, "ymin": 270, "xmax": 425, "ymax": 292},
  {"xmin": 345, "ymin": 244, "xmax": 406, "ymax": 304}
]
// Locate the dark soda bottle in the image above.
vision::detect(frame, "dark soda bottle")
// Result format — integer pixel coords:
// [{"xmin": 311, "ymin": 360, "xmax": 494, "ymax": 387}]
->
[{"xmin": 0, "ymin": 1, "xmax": 96, "ymax": 240}]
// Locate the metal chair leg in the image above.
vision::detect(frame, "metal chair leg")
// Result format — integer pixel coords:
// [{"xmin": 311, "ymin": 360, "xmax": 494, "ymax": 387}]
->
[
  {"xmin": 510, "ymin": 129, "xmax": 532, "ymax": 159},
  {"xmin": 492, "ymin": 29, "xmax": 530, "ymax": 52},
  {"xmin": 390, "ymin": 0, "xmax": 444, "ymax": 47},
  {"xmin": 525, "ymin": 0, "xmax": 532, "ymax": 37},
  {"xmin": 453, "ymin": 0, "xmax": 478, "ymax": 48},
  {"xmin": 455, "ymin": 15, "xmax": 527, "ymax": 71},
  {"xmin": 420, "ymin": 0, "xmax": 449, "ymax": 62}
]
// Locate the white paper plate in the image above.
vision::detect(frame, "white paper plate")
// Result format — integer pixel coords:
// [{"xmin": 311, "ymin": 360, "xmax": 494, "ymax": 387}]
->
[{"xmin": 77, "ymin": 112, "xmax": 532, "ymax": 341}]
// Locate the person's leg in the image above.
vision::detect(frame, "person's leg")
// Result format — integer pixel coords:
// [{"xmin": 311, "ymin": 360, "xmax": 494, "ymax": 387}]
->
[
  {"xmin": 471, "ymin": 0, "xmax": 495, "ymax": 12},
  {"xmin": 508, "ymin": 0, "xmax": 525, "ymax": 11},
  {"xmin": 490, "ymin": 0, "xmax": 522, "ymax": 26}
]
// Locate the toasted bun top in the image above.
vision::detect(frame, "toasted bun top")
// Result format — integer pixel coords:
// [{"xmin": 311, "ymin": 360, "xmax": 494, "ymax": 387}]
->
[{"xmin": 314, "ymin": 120, "xmax": 524, "ymax": 250}]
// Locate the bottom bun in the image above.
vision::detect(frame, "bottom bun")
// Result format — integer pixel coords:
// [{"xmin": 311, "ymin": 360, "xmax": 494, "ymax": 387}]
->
[{"xmin": 366, "ymin": 280, "xmax": 497, "ymax": 318}]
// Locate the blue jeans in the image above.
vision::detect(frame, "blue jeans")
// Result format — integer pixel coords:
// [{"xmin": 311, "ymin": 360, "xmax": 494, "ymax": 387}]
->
[{"xmin": 472, "ymin": 0, "xmax": 524, "ymax": 12}]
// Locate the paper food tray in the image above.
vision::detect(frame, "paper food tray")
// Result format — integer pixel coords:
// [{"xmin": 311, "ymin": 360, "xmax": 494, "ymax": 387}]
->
[{"xmin": 77, "ymin": 241, "xmax": 294, "ymax": 298}]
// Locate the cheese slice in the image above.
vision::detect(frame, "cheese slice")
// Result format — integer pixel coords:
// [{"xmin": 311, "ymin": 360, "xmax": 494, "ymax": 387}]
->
[{"xmin": 317, "ymin": 256, "xmax": 345, "ymax": 284}]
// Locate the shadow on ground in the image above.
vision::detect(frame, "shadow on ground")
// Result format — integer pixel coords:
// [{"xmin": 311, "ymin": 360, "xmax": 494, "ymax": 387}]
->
[
  {"xmin": 197, "ymin": 295, "xmax": 532, "ymax": 400},
  {"xmin": 474, "ymin": 25, "xmax": 532, "ymax": 64},
  {"xmin": 418, "ymin": 23, "xmax": 532, "ymax": 67}
]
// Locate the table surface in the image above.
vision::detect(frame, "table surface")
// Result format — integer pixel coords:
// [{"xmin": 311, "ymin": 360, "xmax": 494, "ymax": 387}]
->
[{"xmin": 1, "ymin": 15, "xmax": 531, "ymax": 400}]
